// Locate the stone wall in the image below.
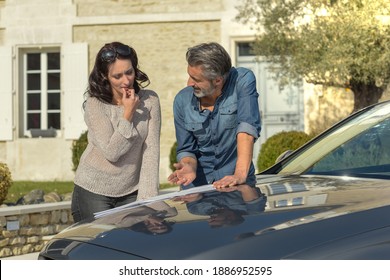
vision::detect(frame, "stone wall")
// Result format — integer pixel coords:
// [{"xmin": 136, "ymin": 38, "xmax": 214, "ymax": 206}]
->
[
  {"xmin": 74, "ymin": 0, "xmax": 223, "ymax": 16},
  {"xmin": 0, "ymin": 202, "xmax": 73, "ymax": 258}
]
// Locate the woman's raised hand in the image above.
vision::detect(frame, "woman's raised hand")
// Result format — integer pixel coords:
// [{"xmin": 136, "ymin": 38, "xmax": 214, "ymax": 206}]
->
[{"xmin": 122, "ymin": 88, "xmax": 140, "ymax": 121}]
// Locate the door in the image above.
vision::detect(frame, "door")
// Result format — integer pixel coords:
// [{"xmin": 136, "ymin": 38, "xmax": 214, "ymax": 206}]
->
[{"xmin": 236, "ymin": 44, "xmax": 304, "ymax": 170}]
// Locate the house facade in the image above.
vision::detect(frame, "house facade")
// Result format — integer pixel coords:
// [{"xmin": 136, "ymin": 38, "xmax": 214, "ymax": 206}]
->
[{"xmin": 0, "ymin": 0, "xmax": 375, "ymax": 183}]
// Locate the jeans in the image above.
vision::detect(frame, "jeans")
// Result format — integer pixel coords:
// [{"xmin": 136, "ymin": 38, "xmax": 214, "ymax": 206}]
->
[{"xmin": 71, "ymin": 184, "xmax": 138, "ymax": 223}]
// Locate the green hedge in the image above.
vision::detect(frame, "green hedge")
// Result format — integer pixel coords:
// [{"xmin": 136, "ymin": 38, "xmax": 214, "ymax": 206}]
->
[
  {"xmin": 0, "ymin": 162, "xmax": 13, "ymax": 205},
  {"xmin": 72, "ymin": 131, "xmax": 88, "ymax": 171},
  {"xmin": 169, "ymin": 141, "xmax": 178, "ymax": 172},
  {"xmin": 257, "ymin": 131, "xmax": 314, "ymax": 172}
]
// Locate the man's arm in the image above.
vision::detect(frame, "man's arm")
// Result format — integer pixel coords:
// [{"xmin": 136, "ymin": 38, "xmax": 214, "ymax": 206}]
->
[
  {"xmin": 234, "ymin": 132, "xmax": 254, "ymax": 181},
  {"xmin": 168, "ymin": 90, "xmax": 199, "ymax": 186},
  {"xmin": 213, "ymin": 132, "xmax": 254, "ymax": 189}
]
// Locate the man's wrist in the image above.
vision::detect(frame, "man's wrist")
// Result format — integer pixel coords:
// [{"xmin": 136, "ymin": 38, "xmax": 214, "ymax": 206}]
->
[
  {"xmin": 234, "ymin": 169, "xmax": 248, "ymax": 180},
  {"xmin": 180, "ymin": 158, "xmax": 197, "ymax": 171}
]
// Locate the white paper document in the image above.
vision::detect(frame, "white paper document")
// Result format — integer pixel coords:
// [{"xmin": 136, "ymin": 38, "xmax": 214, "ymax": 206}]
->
[{"xmin": 93, "ymin": 184, "xmax": 215, "ymax": 218}]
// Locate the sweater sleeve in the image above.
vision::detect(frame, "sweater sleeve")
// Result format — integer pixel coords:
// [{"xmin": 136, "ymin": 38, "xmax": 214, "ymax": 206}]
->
[
  {"xmin": 136, "ymin": 91, "xmax": 161, "ymax": 200},
  {"xmin": 84, "ymin": 97, "xmax": 139, "ymax": 162}
]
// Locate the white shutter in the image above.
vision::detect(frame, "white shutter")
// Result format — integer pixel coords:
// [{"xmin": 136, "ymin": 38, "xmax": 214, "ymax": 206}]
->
[
  {"xmin": 0, "ymin": 46, "xmax": 13, "ymax": 141},
  {"xmin": 62, "ymin": 43, "xmax": 88, "ymax": 139}
]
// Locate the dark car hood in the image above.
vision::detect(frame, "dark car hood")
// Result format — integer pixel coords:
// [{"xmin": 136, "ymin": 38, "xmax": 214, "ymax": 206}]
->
[{"xmin": 41, "ymin": 175, "xmax": 390, "ymax": 259}]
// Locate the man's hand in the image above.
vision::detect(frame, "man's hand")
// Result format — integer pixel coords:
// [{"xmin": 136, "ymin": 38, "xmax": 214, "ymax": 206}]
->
[
  {"xmin": 168, "ymin": 161, "xmax": 197, "ymax": 186},
  {"xmin": 212, "ymin": 174, "xmax": 246, "ymax": 189}
]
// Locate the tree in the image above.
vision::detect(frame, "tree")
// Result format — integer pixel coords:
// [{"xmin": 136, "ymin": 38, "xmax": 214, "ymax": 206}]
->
[{"xmin": 236, "ymin": 0, "xmax": 390, "ymax": 112}]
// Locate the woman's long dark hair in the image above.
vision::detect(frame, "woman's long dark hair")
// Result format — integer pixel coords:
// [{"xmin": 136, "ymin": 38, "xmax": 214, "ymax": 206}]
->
[{"xmin": 85, "ymin": 42, "xmax": 150, "ymax": 105}]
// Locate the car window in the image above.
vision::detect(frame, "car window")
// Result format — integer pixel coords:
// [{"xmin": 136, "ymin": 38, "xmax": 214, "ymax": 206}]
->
[
  {"xmin": 275, "ymin": 102, "xmax": 390, "ymax": 178},
  {"xmin": 306, "ymin": 117, "xmax": 390, "ymax": 177}
]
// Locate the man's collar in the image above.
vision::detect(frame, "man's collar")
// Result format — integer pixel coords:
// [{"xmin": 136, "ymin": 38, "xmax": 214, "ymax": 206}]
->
[{"xmin": 221, "ymin": 67, "xmax": 237, "ymax": 95}]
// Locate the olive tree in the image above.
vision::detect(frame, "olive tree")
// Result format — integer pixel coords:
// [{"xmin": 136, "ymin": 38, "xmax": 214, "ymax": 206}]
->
[{"xmin": 236, "ymin": 0, "xmax": 390, "ymax": 112}]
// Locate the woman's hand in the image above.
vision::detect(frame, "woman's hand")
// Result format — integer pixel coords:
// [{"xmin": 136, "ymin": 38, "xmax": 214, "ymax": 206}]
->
[{"xmin": 122, "ymin": 88, "xmax": 140, "ymax": 121}]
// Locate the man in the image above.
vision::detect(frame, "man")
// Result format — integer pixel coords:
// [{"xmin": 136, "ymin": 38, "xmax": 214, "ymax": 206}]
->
[{"xmin": 168, "ymin": 42, "xmax": 261, "ymax": 189}]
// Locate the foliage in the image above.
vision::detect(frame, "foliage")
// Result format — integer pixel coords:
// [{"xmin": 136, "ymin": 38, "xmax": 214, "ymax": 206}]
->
[
  {"xmin": 72, "ymin": 131, "xmax": 88, "ymax": 171},
  {"xmin": 4, "ymin": 181, "xmax": 174, "ymax": 204},
  {"xmin": 0, "ymin": 162, "xmax": 13, "ymax": 205},
  {"xmin": 5, "ymin": 181, "xmax": 74, "ymax": 204},
  {"xmin": 160, "ymin": 183, "xmax": 175, "ymax": 190},
  {"xmin": 257, "ymin": 131, "xmax": 314, "ymax": 172},
  {"xmin": 169, "ymin": 141, "xmax": 178, "ymax": 172},
  {"xmin": 236, "ymin": 0, "xmax": 390, "ymax": 111}
]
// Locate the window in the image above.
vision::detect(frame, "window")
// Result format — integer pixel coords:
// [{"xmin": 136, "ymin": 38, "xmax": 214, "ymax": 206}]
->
[
  {"xmin": 23, "ymin": 50, "xmax": 61, "ymax": 137},
  {"xmin": 237, "ymin": 42, "xmax": 255, "ymax": 56}
]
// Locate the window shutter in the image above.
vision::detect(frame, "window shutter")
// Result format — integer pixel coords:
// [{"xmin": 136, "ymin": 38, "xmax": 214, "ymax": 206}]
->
[
  {"xmin": 62, "ymin": 43, "xmax": 88, "ymax": 139},
  {"xmin": 0, "ymin": 46, "xmax": 13, "ymax": 141}
]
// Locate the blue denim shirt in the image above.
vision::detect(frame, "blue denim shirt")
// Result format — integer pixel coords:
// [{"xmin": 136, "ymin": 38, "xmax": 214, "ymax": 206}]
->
[{"xmin": 173, "ymin": 67, "xmax": 261, "ymax": 188}]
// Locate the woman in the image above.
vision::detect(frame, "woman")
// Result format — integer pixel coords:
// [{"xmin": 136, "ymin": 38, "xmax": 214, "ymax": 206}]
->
[{"xmin": 71, "ymin": 42, "xmax": 161, "ymax": 222}]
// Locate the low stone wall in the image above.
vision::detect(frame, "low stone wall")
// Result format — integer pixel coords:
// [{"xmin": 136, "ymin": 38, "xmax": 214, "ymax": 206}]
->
[{"xmin": 0, "ymin": 201, "xmax": 73, "ymax": 258}]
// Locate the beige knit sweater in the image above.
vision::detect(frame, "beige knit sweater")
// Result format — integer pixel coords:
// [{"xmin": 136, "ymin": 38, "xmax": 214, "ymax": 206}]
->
[{"xmin": 74, "ymin": 89, "xmax": 161, "ymax": 199}]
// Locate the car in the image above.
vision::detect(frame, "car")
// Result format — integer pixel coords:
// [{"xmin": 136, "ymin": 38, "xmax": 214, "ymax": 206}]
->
[{"xmin": 38, "ymin": 100, "xmax": 390, "ymax": 260}]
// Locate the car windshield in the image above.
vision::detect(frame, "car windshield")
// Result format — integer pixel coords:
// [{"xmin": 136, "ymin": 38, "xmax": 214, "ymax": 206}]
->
[{"xmin": 277, "ymin": 102, "xmax": 390, "ymax": 179}]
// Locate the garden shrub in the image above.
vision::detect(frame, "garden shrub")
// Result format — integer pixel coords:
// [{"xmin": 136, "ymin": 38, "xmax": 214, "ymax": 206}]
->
[
  {"xmin": 0, "ymin": 162, "xmax": 13, "ymax": 205},
  {"xmin": 72, "ymin": 131, "xmax": 88, "ymax": 171},
  {"xmin": 169, "ymin": 141, "xmax": 178, "ymax": 172},
  {"xmin": 257, "ymin": 131, "xmax": 314, "ymax": 172}
]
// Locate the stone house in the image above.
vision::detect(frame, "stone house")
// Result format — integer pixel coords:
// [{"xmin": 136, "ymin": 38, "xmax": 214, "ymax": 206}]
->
[{"xmin": 0, "ymin": 0, "xmax": 383, "ymax": 183}]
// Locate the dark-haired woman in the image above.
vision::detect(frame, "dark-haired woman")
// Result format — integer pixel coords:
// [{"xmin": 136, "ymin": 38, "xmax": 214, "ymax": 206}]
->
[{"xmin": 71, "ymin": 42, "xmax": 161, "ymax": 222}]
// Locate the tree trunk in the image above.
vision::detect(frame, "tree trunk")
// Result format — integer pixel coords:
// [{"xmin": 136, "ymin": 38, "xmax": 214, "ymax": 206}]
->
[{"xmin": 349, "ymin": 80, "xmax": 384, "ymax": 113}]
